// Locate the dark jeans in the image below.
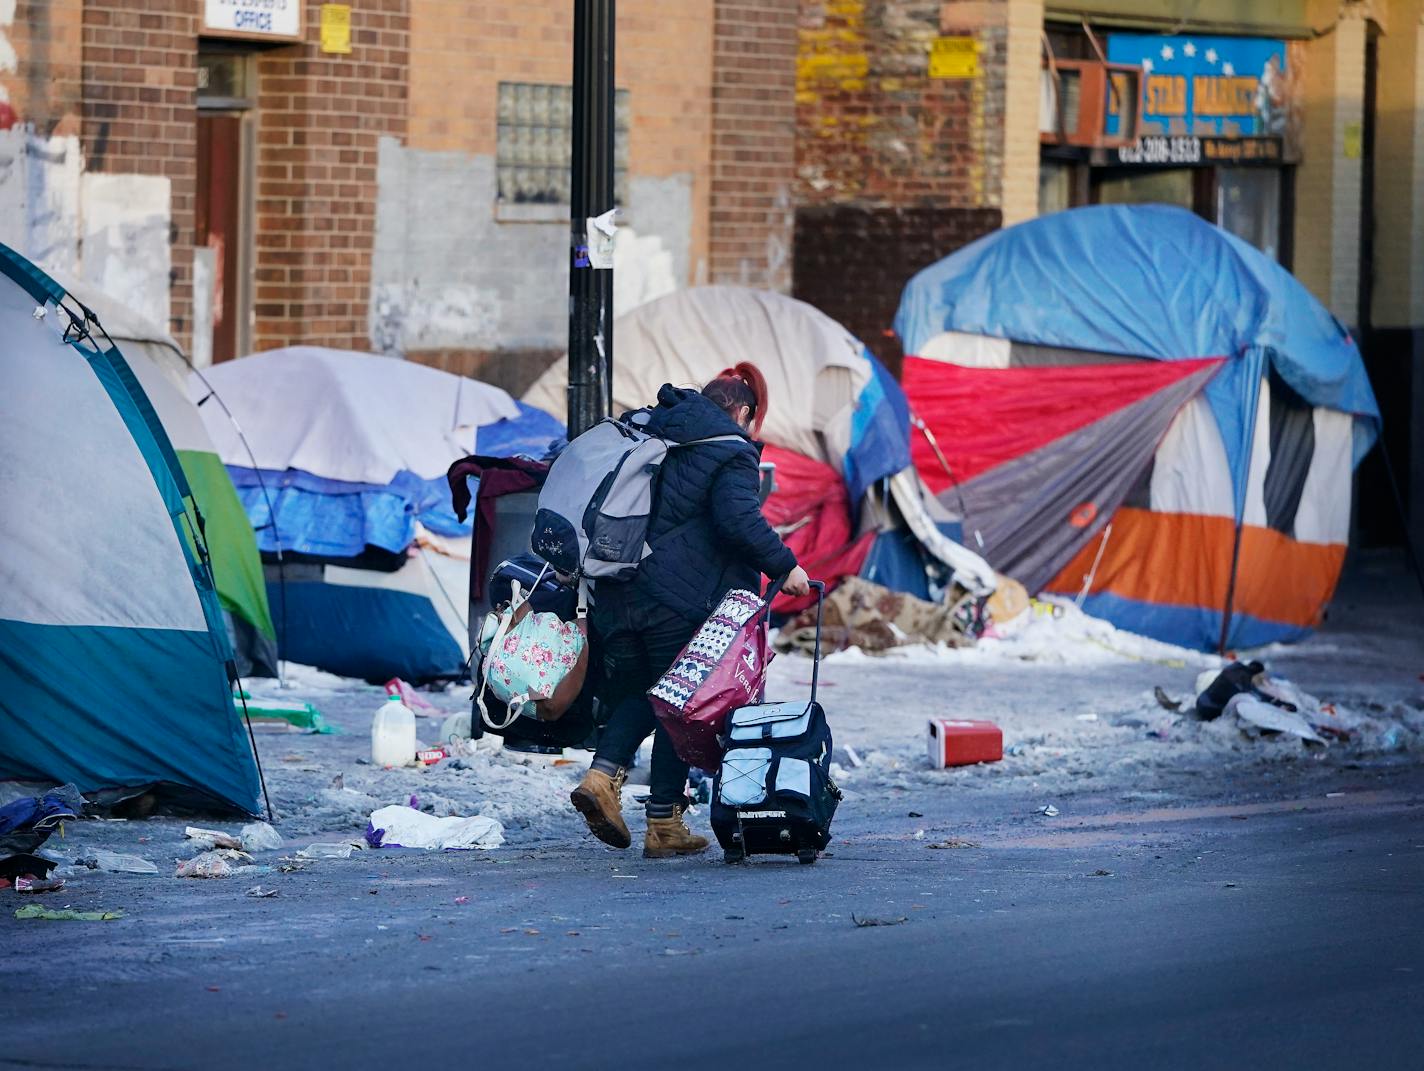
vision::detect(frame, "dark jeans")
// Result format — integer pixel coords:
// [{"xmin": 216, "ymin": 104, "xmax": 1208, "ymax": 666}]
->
[{"xmin": 593, "ymin": 600, "xmax": 697, "ymax": 807}]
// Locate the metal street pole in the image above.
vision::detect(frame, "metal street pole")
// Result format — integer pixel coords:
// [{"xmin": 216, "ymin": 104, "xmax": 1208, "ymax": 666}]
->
[{"xmin": 567, "ymin": 0, "xmax": 616, "ymax": 439}]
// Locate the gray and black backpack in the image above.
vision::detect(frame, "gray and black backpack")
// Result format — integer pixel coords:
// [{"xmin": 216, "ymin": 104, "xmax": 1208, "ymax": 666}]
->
[{"xmin": 530, "ymin": 413, "xmax": 740, "ymax": 581}]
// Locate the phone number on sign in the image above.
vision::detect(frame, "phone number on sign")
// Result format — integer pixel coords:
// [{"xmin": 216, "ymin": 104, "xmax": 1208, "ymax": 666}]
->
[{"xmin": 1116, "ymin": 136, "xmax": 1202, "ymax": 165}]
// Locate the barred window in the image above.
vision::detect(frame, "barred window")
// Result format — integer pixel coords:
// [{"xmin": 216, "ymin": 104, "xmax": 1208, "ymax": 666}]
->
[{"xmin": 496, "ymin": 82, "xmax": 630, "ymax": 206}]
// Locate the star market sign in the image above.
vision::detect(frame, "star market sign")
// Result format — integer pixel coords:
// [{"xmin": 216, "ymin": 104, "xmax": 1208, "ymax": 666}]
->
[
  {"xmin": 203, "ymin": 0, "xmax": 304, "ymax": 42},
  {"xmin": 1105, "ymin": 34, "xmax": 1289, "ymax": 139}
]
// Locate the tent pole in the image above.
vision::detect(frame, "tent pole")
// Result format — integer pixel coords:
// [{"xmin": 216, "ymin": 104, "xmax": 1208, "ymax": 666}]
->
[
  {"xmin": 1218, "ymin": 519, "xmax": 1245, "ymax": 657},
  {"xmin": 231, "ymin": 666, "xmax": 276, "ymax": 823},
  {"xmin": 1378, "ymin": 434, "xmax": 1424, "ymax": 603}
]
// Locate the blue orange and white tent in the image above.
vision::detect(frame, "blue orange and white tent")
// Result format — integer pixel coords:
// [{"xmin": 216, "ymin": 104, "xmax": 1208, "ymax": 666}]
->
[{"xmin": 895, "ymin": 204, "xmax": 1380, "ymax": 651}]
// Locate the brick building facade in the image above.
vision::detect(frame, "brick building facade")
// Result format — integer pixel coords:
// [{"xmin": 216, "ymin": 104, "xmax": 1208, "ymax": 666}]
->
[
  {"xmin": 790, "ymin": 0, "xmax": 1042, "ymax": 369},
  {"xmin": 0, "ymin": 0, "xmax": 800, "ymax": 393}
]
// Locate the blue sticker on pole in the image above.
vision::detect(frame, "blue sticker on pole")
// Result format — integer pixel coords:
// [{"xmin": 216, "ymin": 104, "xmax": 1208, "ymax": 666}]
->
[{"xmin": 573, "ymin": 244, "xmax": 591, "ymax": 269}]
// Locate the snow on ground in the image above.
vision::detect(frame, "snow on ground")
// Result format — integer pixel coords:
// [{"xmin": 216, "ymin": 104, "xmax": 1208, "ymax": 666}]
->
[
  {"xmin": 245, "ymin": 555, "xmax": 1422, "ymax": 851},
  {"xmin": 21, "ymin": 554, "xmax": 1424, "ymax": 877}
]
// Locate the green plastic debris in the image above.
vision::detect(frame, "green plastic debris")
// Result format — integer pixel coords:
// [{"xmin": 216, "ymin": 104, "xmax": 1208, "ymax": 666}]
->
[
  {"xmin": 233, "ymin": 693, "xmax": 335, "ymax": 734},
  {"xmin": 15, "ymin": 906, "xmax": 125, "ymax": 921}
]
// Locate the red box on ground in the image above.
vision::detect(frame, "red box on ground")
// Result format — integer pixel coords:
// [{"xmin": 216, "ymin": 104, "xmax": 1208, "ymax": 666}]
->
[{"xmin": 927, "ymin": 719, "xmax": 1003, "ymax": 768}]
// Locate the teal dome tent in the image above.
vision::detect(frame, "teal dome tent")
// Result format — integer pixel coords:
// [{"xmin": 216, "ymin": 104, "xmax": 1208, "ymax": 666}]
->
[{"xmin": 0, "ymin": 242, "xmax": 263, "ymax": 815}]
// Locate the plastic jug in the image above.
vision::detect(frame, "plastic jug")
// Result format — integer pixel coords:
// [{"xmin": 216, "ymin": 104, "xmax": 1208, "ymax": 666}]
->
[{"xmin": 371, "ymin": 693, "xmax": 417, "ymax": 767}]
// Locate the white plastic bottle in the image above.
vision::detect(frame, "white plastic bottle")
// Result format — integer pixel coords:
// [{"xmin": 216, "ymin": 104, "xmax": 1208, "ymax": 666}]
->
[{"xmin": 371, "ymin": 692, "xmax": 417, "ymax": 767}]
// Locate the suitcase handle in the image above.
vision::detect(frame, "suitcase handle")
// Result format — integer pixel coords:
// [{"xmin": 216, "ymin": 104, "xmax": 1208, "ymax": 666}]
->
[
  {"xmin": 759, "ymin": 577, "xmax": 826, "ymax": 703},
  {"xmin": 807, "ymin": 580, "xmax": 825, "ymax": 704}
]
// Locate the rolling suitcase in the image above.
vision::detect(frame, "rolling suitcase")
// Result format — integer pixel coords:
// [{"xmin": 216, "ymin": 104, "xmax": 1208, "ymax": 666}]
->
[{"xmin": 711, "ymin": 580, "xmax": 840, "ymax": 865}]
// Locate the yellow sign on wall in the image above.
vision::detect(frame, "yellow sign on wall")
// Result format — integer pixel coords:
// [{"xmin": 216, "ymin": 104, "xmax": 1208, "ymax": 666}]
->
[
  {"xmin": 929, "ymin": 36, "xmax": 978, "ymax": 80},
  {"xmin": 320, "ymin": 4, "xmax": 352, "ymax": 55}
]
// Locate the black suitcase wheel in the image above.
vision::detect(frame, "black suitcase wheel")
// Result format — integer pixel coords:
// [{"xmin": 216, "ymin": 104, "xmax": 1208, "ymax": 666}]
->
[
  {"xmin": 797, "ymin": 848, "xmax": 817, "ymax": 865},
  {"xmin": 724, "ymin": 846, "xmax": 746, "ymax": 865}
]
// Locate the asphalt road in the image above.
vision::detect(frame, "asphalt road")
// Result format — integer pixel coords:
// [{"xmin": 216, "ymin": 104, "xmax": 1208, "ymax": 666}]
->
[{"xmin": 5, "ymin": 764, "xmax": 1423, "ymax": 1071}]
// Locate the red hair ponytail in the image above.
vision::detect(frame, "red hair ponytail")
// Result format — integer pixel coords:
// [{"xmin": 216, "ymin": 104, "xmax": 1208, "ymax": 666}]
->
[{"xmin": 702, "ymin": 362, "xmax": 769, "ymax": 436}]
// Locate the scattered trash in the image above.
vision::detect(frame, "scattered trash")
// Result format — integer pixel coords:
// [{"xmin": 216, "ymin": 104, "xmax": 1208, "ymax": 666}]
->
[
  {"xmin": 927, "ymin": 719, "xmax": 1003, "ymax": 768},
  {"xmin": 0, "ymin": 784, "xmax": 82, "ymax": 858},
  {"xmin": 297, "ymin": 843, "xmax": 359, "ymax": 860},
  {"xmin": 416, "ymin": 746, "xmax": 448, "ymax": 766},
  {"xmin": 1326, "ymin": 791, "xmax": 1346, "ymax": 799},
  {"xmin": 913, "ymin": 829, "xmax": 926, "ymax": 840},
  {"xmin": 234, "ymin": 692, "xmax": 332, "ymax": 733},
  {"xmin": 185, "ymin": 826, "xmax": 243, "ymax": 851},
  {"xmin": 1227, "ymin": 695, "xmax": 1327, "ymax": 745},
  {"xmin": 1153, "ymin": 686, "xmax": 1182, "ymax": 712},
  {"xmin": 364, "ymin": 806, "xmax": 504, "ymax": 851},
  {"xmin": 15, "ymin": 905, "xmax": 124, "ymax": 921},
  {"xmin": 1088, "ymin": 869, "xmax": 1112, "ymax": 877},
  {"xmin": 177, "ymin": 851, "xmax": 246, "ymax": 879},
  {"xmin": 1075, "ymin": 713, "xmax": 1099, "ymax": 722},
  {"xmin": 926, "ymin": 839, "xmax": 979, "ymax": 850},
  {"xmin": 1004, "ymin": 744, "xmax": 1026, "ymax": 757},
  {"xmin": 1038, "ymin": 804, "xmax": 1060, "ymax": 817},
  {"xmin": 245, "ymin": 885, "xmax": 280, "ymax": 898},
  {"xmin": 844, "ymin": 746, "xmax": 864, "ymax": 769},
  {"xmin": 383, "ymin": 677, "xmax": 439, "ymax": 715},
  {"xmin": 240, "ymin": 822, "xmax": 283, "ymax": 853},
  {"xmin": 14, "ymin": 876, "xmax": 65, "ymax": 893},
  {"xmin": 81, "ymin": 850, "xmax": 159, "ymax": 875},
  {"xmin": 372, "ymin": 692, "xmax": 418, "ymax": 767},
  {"xmin": 852, "ymin": 914, "xmax": 908, "ymax": 927},
  {"xmin": 454, "ymin": 896, "xmax": 469, "ymax": 905},
  {"xmin": 439, "ymin": 711, "xmax": 473, "ymax": 746},
  {"xmin": 907, "ymin": 811, "xmax": 923, "ymax": 818}
]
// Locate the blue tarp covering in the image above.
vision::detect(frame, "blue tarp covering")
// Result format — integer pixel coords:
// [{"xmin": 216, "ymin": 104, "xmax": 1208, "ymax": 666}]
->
[
  {"xmin": 476, "ymin": 401, "xmax": 565, "ymax": 461},
  {"xmin": 893, "ymin": 205, "xmax": 1380, "ymax": 467},
  {"xmin": 844, "ymin": 348, "xmax": 912, "ymax": 506},
  {"xmin": 229, "ymin": 405, "xmax": 566, "ymax": 560}
]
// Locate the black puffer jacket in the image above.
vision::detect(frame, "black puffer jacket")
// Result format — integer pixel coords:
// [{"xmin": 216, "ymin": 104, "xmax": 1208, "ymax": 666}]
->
[{"xmin": 597, "ymin": 384, "xmax": 797, "ymax": 627}]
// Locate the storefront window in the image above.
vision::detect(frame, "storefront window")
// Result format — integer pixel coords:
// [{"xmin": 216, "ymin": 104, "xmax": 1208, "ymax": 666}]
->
[
  {"xmin": 1216, "ymin": 168, "xmax": 1281, "ymax": 261},
  {"xmin": 1095, "ymin": 169, "xmax": 1193, "ymax": 210},
  {"xmin": 1038, "ymin": 162, "xmax": 1071, "ymax": 215}
]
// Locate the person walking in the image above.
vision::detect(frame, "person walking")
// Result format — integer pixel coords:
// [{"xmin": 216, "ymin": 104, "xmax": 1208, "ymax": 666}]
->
[{"xmin": 570, "ymin": 364, "xmax": 811, "ymax": 857}]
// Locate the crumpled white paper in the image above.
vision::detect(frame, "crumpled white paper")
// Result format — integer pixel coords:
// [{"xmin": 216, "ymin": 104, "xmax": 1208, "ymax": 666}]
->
[{"xmin": 366, "ymin": 805, "xmax": 505, "ymax": 850}]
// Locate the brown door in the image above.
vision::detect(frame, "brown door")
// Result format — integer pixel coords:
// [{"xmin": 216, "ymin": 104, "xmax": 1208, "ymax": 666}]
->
[{"xmin": 196, "ymin": 114, "xmax": 243, "ymax": 363}]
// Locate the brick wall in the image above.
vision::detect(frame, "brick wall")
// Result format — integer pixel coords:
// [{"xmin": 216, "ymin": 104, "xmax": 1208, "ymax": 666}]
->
[
  {"xmin": 708, "ymin": 0, "xmax": 799, "ymax": 290},
  {"xmin": 795, "ymin": 0, "xmax": 1007, "ymax": 209},
  {"xmin": 80, "ymin": 1, "xmax": 198, "ymax": 345},
  {"xmin": 792, "ymin": 203, "xmax": 1000, "ymax": 369},
  {"xmin": 2, "ymin": 0, "xmax": 84, "ymax": 134},
  {"xmin": 252, "ymin": 1, "xmax": 409, "ymax": 352},
  {"xmin": 791, "ymin": 2, "xmax": 1015, "ymax": 359}
]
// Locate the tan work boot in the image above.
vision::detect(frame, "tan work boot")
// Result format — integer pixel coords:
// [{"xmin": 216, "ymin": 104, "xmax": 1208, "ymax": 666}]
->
[
  {"xmin": 643, "ymin": 805, "xmax": 710, "ymax": 859},
  {"xmin": 570, "ymin": 767, "xmax": 631, "ymax": 849}
]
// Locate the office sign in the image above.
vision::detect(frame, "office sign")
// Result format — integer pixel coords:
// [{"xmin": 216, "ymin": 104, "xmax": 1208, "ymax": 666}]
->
[{"xmin": 203, "ymin": 0, "xmax": 304, "ymax": 42}]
